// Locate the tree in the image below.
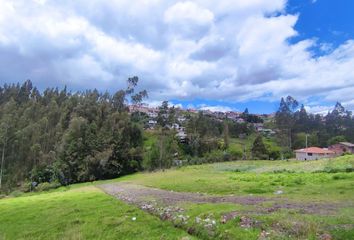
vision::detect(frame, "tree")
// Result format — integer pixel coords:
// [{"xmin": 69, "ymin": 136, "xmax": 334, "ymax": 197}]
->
[
  {"xmin": 223, "ymin": 121, "xmax": 229, "ymax": 149},
  {"xmin": 251, "ymin": 135, "xmax": 268, "ymax": 160},
  {"xmin": 157, "ymin": 101, "xmax": 169, "ymax": 128},
  {"xmin": 328, "ymin": 135, "xmax": 347, "ymax": 146},
  {"xmin": 0, "ymin": 123, "xmax": 8, "ymax": 189},
  {"xmin": 275, "ymin": 96, "xmax": 299, "ymax": 149}
]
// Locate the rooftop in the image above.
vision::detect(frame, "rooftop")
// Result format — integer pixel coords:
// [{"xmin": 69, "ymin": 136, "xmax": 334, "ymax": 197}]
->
[{"xmin": 294, "ymin": 147, "xmax": 335, "ymax": 154}]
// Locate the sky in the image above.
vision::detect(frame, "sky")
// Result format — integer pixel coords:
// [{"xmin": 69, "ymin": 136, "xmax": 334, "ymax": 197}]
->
[{"xmin": 0, "ymin": 0, "xmax": 353, "ymax": 114}]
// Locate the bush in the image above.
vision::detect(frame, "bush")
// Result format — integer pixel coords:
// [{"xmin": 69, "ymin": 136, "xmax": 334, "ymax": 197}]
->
[
  {"xmin": 245, "ymin": 187, "xmax": 270, "ymax": 194},
  {"xmin": 9, "ymin": 190, "xmax": 24, "ymax": 197},
  {"xmin": 35, "ymin": 181, "xmax": 61, "ymax": 192},
  {"xmin": 332, "ymin": 174, "xmax": 350, "ymax": 180},
  {"xmin": 228, "ymin": 148, "xmax": 243, "ymax": 160},
  {"xmin": 314, "ymin": 166, "xmax": 354, "ymax": 173},
  {"xmin": 273, "ymin": 169, "xmax": 295, "ymax": 174}
]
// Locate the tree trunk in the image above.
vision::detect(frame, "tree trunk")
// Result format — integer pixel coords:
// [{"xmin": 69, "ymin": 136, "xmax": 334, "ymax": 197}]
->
[{"xmin": 0, "ymin": 140, "xmax": 6, "ymax": 189}]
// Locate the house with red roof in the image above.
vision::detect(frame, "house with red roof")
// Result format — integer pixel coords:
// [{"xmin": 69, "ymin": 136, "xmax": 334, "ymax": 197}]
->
[{"xmin": 294, "ymin": 147, "xmax": 335, "ymax": 161}]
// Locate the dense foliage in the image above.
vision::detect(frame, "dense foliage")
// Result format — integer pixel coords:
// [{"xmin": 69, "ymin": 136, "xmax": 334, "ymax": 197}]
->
[
  {"xmin": 275, "ymin": 96, "xmax": 354, "ymax": 155},
  {"xmin": 0, "ymin": 79, "xmax": 147, "ymax": 192}
]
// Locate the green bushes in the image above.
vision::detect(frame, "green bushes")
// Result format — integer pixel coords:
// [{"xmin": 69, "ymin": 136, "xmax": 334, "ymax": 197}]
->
[
  {"xmin": 332, "ymin": 174, "xmax": 350, "ymax": 180},
  {"xmin": 228, "ymin": 148, "xmax": 243, "ymax": 160},
  {"xmin": 273, "ymin": 169, "xmax": 296, "ymax": 174},
  {"xmin": 35, "ymin": 181, "xmax": 61, "ymax": 192},
  {"xmin": 318, "ymin": 166, "xmax": 354, "ymax": 173},
  {"xmin": 9, "ymin": 190, "xmax": 24, "ymax": 197},
  {"xmin": 244, "ymin": 186, "xmax": 271, "ymax": 194}
]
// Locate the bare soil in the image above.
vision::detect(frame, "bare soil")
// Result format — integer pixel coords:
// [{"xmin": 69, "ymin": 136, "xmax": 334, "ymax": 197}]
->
[{"xmin": 99, "ymin": 182, "xmax": 341, "ymax": 215}]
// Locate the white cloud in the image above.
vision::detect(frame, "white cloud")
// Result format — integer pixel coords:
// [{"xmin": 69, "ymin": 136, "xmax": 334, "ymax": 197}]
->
[
  {"xmin": 164, "ymin": 1, "xmax": 214, "ymax": 26},
  {"xmin": 164, "ymin": 1, "xmax": 214, "ymax": 40},
  {"xmin": 304, "ymin": 105, "xmax": 331, "ymax": 115},
  {"xmin": 0, "ymin": 0, "xmax": 353, "ymax": 109},
  {"xmin": 198, "ymin": 104, "xmax": 234, "ymax": 112}
]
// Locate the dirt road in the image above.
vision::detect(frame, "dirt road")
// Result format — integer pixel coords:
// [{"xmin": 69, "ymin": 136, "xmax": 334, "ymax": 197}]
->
[{"xmin": 99, "ymin": 182, "xmax": 339, "ymax": 215}]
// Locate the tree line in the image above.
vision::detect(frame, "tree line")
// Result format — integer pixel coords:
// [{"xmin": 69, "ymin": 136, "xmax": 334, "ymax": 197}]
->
[
  {"xmin": 274, "ymin": 96, "xmax": 354, "ymax": 157},
  {"xmin": 0, "ymin": 78, "xmax": 147, "ymax": 192}
]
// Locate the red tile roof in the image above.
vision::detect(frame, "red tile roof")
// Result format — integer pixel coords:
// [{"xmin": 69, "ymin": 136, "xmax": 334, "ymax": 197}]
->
[{"xmin": 294, "ymin": 147, "xmax": 335, "ymax": 154}]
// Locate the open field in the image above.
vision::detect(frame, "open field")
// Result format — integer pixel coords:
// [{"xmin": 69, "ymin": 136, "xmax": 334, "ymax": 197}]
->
[
  {"xmin": 1, "ymin": 155, "xmax": 353, "ymax": 239},
  {"xmin": 0, "ymin": 186, "xmax": 194, "ymax": 240}
]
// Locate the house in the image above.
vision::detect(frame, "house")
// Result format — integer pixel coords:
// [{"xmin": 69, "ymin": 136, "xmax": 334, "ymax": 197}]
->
[
  {"xmin": 147, "ymin": 111, "xmax": 158, "ymax": 118},
  {"xmin": 177, "ymin": 116, "xmax": 186, "ymax": 123},
  {"xmin": 253, "ymin": 123, "xmax": 264, "ymax": 131},
  {"xmin": 260, "ymin": 128, "xmax": 276, "ymax": 136},
  {"xmin": 329, "ymin": 142, "xmax": 354, "ymax": 155},
  {"xmin": 148, "ymin": 120, "xmax": 157, "ymax": 129},
  {"xmin": 294, "ymin": 147, "xmax": 335, "ymax": 160},
  {"xmin": 236, "ymin": 118, "xmax": 245, "ymax": 123},
  {"xmin": 176, "ymin": 131, "xmax": 187, "ymax": 143}
]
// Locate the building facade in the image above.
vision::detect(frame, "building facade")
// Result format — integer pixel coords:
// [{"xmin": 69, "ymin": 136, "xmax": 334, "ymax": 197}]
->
[
  {"xmin": 328, "ymin": 142, "xmax": 354, "ymax": 155},
  {"xmin": 294, "ymin": 147, "xmax": 335, "ymax": 160}
]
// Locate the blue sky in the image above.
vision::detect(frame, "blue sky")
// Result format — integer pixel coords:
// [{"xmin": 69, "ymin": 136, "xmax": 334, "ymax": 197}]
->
[
  {"xmin": 288, "ymin": 0, "xmax": 353, "ymax": 49},
  {"xmin": 0, "ymin": 0, "xmax": 353, "ymax": 113}
]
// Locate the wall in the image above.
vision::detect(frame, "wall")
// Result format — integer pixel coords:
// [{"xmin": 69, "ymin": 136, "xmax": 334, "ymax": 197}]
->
[{"xmin": 295, "ymin": 152, "xmax": 334, "ymax": 161}]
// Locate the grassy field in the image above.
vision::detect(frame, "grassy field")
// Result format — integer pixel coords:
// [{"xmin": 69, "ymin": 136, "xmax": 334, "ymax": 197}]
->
[
  {"xmin": 123, "ymin": 156, "xmax": 354, "ymax": 199},
  {"xmin": 0, "ymin": 186, "xmax": 194, "ymax": 240},
  {"xmin": 1, "ymin": 155, "xmax": 353, "ymax": 239}
]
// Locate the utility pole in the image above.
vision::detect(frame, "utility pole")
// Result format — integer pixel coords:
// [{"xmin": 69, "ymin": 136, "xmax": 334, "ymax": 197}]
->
[{"xmin": 305, "ymin": 134, "xmax": 309, "ymax": 148}]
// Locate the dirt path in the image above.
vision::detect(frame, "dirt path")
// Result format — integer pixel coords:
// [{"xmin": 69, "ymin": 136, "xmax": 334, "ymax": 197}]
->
[
  {"xmin": 99, "ymin": 182, "xmax": 340, "ymax": 215},
  {"xmin": 98, "ymin": 182, "xmax": 351, "ymax": 239}
]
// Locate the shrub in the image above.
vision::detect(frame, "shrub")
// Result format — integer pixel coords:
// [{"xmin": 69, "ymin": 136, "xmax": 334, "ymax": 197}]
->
[
  {"xmin": 273, "ymin": 169, "xmax": 295, "ymax": 174},
  {"xmin": 35, "ymin": 181, "xmax": 61, "ymax": 192},
  {"xmin": 228, "ymin": 148, "xmax": 243, "ymax": 160},
  {"xmin": 245, "ymin": 187, "xmax": 270, "ymax": 194},
  {"xmin": 9, "ymin": 190, "xmax": 24, "ymax": 197},
  {"xmin": 332, "ymin": 174, "xmax": 350, "ymax": 180}
]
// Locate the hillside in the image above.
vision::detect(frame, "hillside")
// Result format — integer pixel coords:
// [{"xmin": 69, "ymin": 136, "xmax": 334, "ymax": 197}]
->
[
  {"xmin": 1, "ymin": 155, "xmax": 353, "ymax": 240},
  {"xmin": 1, "ymin": 81, "xmax": 354, "ymax": 193}
]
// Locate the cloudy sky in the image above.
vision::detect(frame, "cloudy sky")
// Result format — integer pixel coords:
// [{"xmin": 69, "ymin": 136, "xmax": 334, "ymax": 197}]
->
[{"xmin": 0, "ymin": 0, "xmax": 353, "ymax": 113}]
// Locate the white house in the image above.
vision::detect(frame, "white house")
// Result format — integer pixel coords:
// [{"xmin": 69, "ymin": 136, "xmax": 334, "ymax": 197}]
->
[{"xmin": 294, "ymin": 147, "xmax": 335, "ymax": 160}]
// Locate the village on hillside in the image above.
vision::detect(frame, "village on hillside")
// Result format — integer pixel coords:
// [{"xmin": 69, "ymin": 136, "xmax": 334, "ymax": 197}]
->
[
  {"xmin": 128, "ymin": 104, "xmax": 354, "ymax": 161},
  {"xmin": 129, "ymin": 104, "xmax": 276, "ymax": 141}
]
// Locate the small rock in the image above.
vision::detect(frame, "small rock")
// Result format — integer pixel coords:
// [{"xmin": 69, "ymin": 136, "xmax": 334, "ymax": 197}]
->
[
  {"xmin": 259, "ymin": 230, "xmax": 270, "ymax": 239},
  {"xmin": 274, "ymin": 190, "xmax": 283, "ymax": 195},
  {"xmin": 319, "ymin": 233, "xmax": 332, "ymax": 240},
  {"xmin": 187, "ymin": 227, "xmax": 195, "ymax": 235},
  {"xmin": 240, "ymin": 216, "xmax": 253, "ymax": 228}
]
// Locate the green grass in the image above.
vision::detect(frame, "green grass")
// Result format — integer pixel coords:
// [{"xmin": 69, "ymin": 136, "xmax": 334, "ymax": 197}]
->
[
  {"xmin": 120, "ymin": 156, "xmax": 354, "ymax": 200},
  {"xmin": 1, "ymin": 155, "xmax": 353, "ymax": 239},
  {"xmin": 117, "ymin": 155, "xmax": 354, "ymax": 239},
  {"xmin": 0, "ymin": 186, "xmax": 194, "ymax": 240},
  {"xmin": 143, "ymin": 130, "xmax": 158, "ymax": 149}
]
